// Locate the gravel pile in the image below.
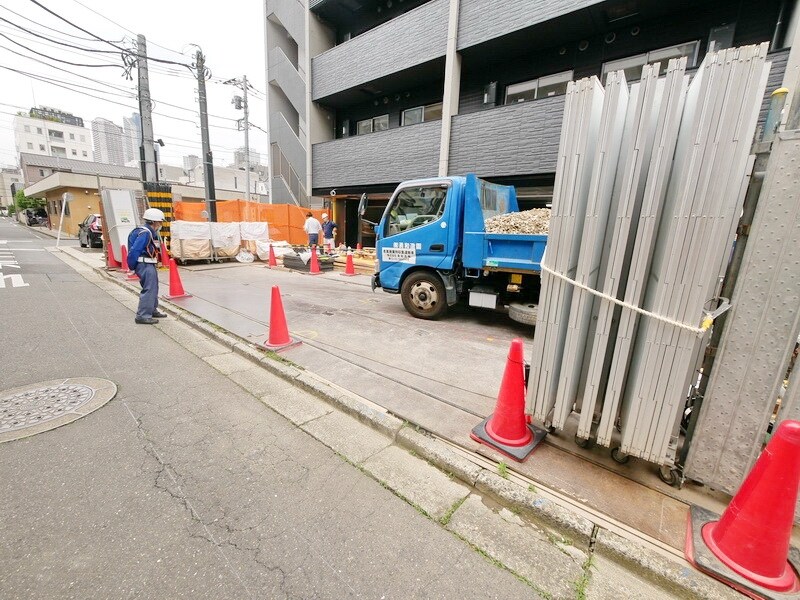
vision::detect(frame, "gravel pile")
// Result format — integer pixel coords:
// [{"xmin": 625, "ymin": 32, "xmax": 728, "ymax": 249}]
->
[{"xmin": 485, "ymin": 209, "xmax": 551, "ymax": 235}]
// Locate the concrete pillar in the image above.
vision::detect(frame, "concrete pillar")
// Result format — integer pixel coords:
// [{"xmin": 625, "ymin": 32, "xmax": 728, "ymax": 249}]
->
[{"xmin": 437, "ymin": 0, "xmax": 462, "ymax": 177}]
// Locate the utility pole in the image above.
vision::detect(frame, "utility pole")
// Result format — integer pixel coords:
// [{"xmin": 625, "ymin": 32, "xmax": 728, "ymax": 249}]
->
[
  {"xmin": 137, "ymin": 35, "xmax": 158, "ymax": 183},
  {"xmin": 195, "ymin": 49, "xmax": 216, "ymax": 221},
  {"xmin": 243, "ymin": 75, "xmax": 250, "ymax": 202},
  {"xmin": 224, "ymin": 75, "xmax": 251, "ymax": 201}
]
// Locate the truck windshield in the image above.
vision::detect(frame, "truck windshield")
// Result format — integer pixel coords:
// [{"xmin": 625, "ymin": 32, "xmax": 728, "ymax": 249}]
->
[
  {"xmin": 385, "ymin": 185, "xmax": 448, "ymax": 237},
  {"xmin": 478, "ymin": 180, "xmax": 511, "ymax": 220}
]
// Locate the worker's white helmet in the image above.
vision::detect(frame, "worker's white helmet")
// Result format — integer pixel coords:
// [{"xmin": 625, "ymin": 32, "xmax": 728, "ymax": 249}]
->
[
  {"xmin": 143, "ymin": 208, "xmax": 165, "ymax": 222},
  {"xmin": 322, "ymin": 213, "xmax": 328, "ymax": 218}
]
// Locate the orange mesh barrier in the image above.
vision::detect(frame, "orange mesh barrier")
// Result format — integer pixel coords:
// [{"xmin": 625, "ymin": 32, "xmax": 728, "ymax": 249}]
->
[{"xmin": 173, "ymin": 201, "xmax": 326, "ymax": 245}]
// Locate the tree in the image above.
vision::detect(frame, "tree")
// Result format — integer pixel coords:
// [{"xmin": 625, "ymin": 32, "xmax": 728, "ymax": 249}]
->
[{"xmin": 14, "ymin": 189, "xmax": 45, "ymax": 210}]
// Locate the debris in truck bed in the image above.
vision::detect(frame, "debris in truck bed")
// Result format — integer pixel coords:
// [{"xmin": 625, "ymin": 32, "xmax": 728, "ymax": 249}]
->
[{"xmin": 484, "ymin": 209, "xmax": 551, "ymax": 235}]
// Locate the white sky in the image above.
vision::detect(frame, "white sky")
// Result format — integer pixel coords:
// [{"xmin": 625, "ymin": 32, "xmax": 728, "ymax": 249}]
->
[{"xmin": 0, "ymin": 0, "xmax": 268, "ymax": 169}]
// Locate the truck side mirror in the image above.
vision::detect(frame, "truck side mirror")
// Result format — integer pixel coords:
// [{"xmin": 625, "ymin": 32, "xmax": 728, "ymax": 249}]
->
[{"xmin": 357, "ymin": 193, "xmax": 367, "ymax": 217}]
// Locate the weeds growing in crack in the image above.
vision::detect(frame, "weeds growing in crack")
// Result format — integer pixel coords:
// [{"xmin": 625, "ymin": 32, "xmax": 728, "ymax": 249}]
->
[
  {"xmin": 449, "ymin": 531, "xmax": 552, "ymax": 599},
  {"xmin": 498, "ymin": 461, "xmax": 509, "ymax": 479},
  {"xmin": 439, "ymin": 495, "xmax": 468, "ymax": 526},
  {"xmin": 574, "ymin": 555, "xmax": 594, "ymax": 600}
]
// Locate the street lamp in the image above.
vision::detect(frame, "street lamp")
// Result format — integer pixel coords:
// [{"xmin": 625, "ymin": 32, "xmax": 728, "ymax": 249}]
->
[{"xmin": 56, "ymin": 192, "xmax": 73, "ymax": 248}]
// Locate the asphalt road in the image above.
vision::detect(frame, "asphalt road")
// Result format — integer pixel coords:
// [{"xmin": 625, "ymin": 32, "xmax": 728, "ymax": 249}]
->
[{"xmin": 0, "ymin": 217, "xmax": 535, "ymax": 599}]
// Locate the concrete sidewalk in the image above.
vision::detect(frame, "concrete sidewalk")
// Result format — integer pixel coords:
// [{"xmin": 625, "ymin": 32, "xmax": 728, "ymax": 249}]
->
[{"xmin": 63, "ymin": 247, "xmax": 759, "ymax": 598}]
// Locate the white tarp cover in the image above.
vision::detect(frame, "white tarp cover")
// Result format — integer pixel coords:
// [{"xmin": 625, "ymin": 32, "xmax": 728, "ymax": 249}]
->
[
  {"xmin": 171, "ymin": 220, "xmax": 212, "ymax": 240},
  {"xmin": 210, "ymin": 222, "xmax": 241, "ymax": 247},
  {"xmin": 240, "ymin": 222, "xmax": 269, "ymax": 241}
]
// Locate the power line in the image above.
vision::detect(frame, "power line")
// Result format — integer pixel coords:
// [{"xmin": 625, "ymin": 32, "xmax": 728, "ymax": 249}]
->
[
  {"xmin": 0, "ymin": 4, "xmax": 124, "ymax": 44},
  {"xmin": 0, "ymin": 16, "xmax": 120, "ymax": 55},
  {"xmin": 0, "ymin": 32, "xmax": 123, "ymax": 68},
  {"xmin": 0, "ymin": 37, "xmax": 237, "ymax": 124},
  {"xmin": 68, "ymin": 0, "xmax": 185, "ymax": 58},
  {"xmin": 26, "ymin": 0, "xmax": 193, "ymax": 69}
]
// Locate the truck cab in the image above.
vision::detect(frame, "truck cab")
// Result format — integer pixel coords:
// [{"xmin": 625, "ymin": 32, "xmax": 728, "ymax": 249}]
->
[{"xmin": 371, "ymin": 173, "xmax": 547, "ymax": 323}]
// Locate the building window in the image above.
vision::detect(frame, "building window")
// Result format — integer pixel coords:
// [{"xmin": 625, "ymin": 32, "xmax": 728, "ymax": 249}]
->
[
  {"xmin": 69, "ymin": 133, "xmax": 75, "ymax": 140},
  {"xmin": 82, "ymin": 151, "xmax": 88, "ymax": 157},
  {"xmin": 356, "ymin": 114, "xmax": 389, "ymax": 135},
  {"xmin": 602, "ymin": 40, "xmax": 700, "ymax": 81},
  {"xmin": 72, "ymin": 149, "xmax": 77, "ymax": 156},
  {"xmin": 37, "ymin": 127, "xmax": 42, "ymax": 134},
  {"xmin": 402, "ymin": 107, "xmax": 424, "ymax": 127},
  {"xmin": 39, "ymin": 169, "xmax": 45, "ymax": 176},
  {"xmin": 401, "ymin": 102, "xmax": 444, "ymax": 126},
  {"xmin": 27, "ymin": 142, "xmax": 33, "ymax": 150},
  {"xmin": 505, "ymin": 70, "xmax": 573, "ymax": 105},
  {"xmin": 80, "ymin": 135, "xmax": 86, "ymax": 142},
  {"xmin": 24, "ymin": 125, "xmax": 30, "ymax": 133},
  {"xmin": 49, "ymin": 130, "xmax": 64, "ymax": 140},
  {"xmin": 39, "ymin": 144, "xmax": 45, "ymax": 151}
]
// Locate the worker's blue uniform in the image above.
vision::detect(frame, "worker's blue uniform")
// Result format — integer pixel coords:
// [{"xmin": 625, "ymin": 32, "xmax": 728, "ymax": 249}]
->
[{"xmin": 127, "ymin": 223, "xmax": 161, "ymax": 320}]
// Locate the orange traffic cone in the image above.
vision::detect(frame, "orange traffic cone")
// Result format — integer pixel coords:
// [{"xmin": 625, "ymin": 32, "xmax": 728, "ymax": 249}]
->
[
  {"xmin": 308, "ymin": 245, "xmax": 322, "ymax": 275},
  {"xmin": 267, "ymin": 243, "xmax": 278, "ymax": 268},
  {"xmin": 160, "ymin": 242, "xmax": 170, "ymax": 269},
  {"xmin": 341, "ymin": 248, "xmax": 356, "ymax": 276},
  {"xmin": 120, "ymin": 245, "xmax": 139, "ymax": 280},
  {"xmin": 163, "ymin": 258, "xmax": 191, "ymax": 299},
  {"xmin": 106, "ymin": 241, "xmax": 121, "ymax": 269},
  {"xmin": 470, "ymin": 338, "xmax": 546, "ymax": 461},
  {"xmin": 685, "ymin": 420, "xmax": 800, "ymax": 598},
  {"xmin": 263, "ymin": 285, "xmax": 300, "ymax": 350}
]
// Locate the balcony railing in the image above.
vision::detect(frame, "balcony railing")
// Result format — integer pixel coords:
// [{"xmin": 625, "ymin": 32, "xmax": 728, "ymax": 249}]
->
[
  {"xmin": 311, "ymin": 0, "xmax": 447, "ymax": 101},
  {"xmin": 312, "ymin": 120, "xmax": 441, "ymax": 188}
]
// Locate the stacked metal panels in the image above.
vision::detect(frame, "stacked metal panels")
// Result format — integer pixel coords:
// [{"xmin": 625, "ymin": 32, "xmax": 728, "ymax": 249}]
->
[
  {"xmin": 528, "ymin": 77, "xmax": 605, "ymax": 424},
  {"xmin": 619, "ymin": 44, "xmax": 769, "ymax": 465},
  {"xmin": 526, "ymin": 43, "xmax": 770, "ymax": 468},
  {"xmin": 551, "ymin": 71, "xmax": 629, "ymax": 431},
  {"xmin": 595, "ymin": 60, "xmax": 688, "ymax": 447}
]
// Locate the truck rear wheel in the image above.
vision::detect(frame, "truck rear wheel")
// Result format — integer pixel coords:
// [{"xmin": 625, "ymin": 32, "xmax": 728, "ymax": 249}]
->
[
  {"xmin": 401, "ymin": 272, "xmax": 448, "ymax": 320},
  {"xmin": 508, "ymin": 302, "xmax": 538, "ymax": 325}
]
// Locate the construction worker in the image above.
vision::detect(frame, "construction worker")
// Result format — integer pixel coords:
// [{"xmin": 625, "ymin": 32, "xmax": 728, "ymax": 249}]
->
[
  {"xmin": 127, "ymin": 208, "xmax": 167, "ymax": 325},
  {"xmin": 321, "ymin": 213, "xmax": 338, "ymax": 253},
  {"xmin": 303, "ymin": 212, "xmax": 322, "ymax": 249}
]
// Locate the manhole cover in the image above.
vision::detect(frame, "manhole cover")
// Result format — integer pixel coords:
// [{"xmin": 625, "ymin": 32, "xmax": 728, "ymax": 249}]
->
[{"xmin": 0, "ymin": 378, "xmax": 117, "ymax": 443}]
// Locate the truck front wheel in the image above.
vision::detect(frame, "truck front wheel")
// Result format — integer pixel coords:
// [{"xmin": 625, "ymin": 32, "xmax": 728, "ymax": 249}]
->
[{"xmin": 401, "ymin": 272, "xmax": 448, "ymax": 320}]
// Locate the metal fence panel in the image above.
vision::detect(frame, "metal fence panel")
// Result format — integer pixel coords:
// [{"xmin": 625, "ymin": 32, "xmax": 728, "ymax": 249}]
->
[{"xmin": 684, "ymin": 129, "xmax": 800, "ymax": 490}]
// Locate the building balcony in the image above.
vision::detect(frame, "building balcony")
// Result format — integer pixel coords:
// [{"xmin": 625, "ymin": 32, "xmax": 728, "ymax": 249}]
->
[
  {"xmin": 449, "ymin": 95, "xmax": 563, "ymax": 178},
  {"xmin": 268, "ymin": 46, "xmax": 306, "ymax": 119},
  {"xmin": 457, "ymin": 0, "xmax": 605, "ymax": 51},
  {"xmin": 312, "ymin": 120, "xmax": 442, "ymax": 189},
  {"xmin": 311, "ymin": 0, "xmax": 448, "ymax": 102}
]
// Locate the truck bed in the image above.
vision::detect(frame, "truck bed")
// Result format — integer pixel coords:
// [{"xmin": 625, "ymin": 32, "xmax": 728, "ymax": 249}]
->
[{"xmin": 462, "ymin": 232, "xmax": 547, "ymax": 273}]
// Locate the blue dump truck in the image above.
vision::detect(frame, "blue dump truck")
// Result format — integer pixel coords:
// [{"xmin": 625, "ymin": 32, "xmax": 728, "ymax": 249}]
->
[{"xmin": 370, "ymin": 173, "xmax": 547, "ymax": 323}]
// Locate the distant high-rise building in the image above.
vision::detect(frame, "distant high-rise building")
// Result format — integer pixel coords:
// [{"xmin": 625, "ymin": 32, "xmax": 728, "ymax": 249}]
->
[
  {"xmin": 92, "ymin": 118, "xmax": 126, "ymax": 165},
  {"xmin": 233, "ymin": 147, "xmax": 260, "ymax": 170},
  {"xmin": 183, "ymin": 154, "xmax": 201, "ymax": 171},
  {"xmin": 13, "ymin": 106, "xmax": 93, "ymax": 162},
  {"xmin": 122, "ymin": 113, "xmax": 141, "ymax": 164}
]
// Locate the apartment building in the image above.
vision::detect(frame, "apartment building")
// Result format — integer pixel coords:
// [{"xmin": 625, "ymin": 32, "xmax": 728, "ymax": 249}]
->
[
  {"xmin": 264, "ymin": 0, "xmax": 798, "ymax": 246},
  {"xmin": 92, "ymin": 118, "xmax": 127, "ymax": 166},
  {"xmin": 0, "ymin": 166, "xmax": 23, "ymax": 208},
  {"xmin": 13, "ymin": 107, "xmax": 94, "ymax": 162}
]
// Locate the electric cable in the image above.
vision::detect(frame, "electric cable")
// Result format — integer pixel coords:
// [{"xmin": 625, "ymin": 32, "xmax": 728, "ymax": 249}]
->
[{"xmin": 0, "ymin": 32, "xmax": 123, "ymax": 68}]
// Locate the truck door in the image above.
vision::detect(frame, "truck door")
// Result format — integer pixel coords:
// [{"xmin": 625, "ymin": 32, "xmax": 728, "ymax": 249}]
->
[{"xmin": 377, "ymin": 181, "xmax": 452, "ymax": 291}]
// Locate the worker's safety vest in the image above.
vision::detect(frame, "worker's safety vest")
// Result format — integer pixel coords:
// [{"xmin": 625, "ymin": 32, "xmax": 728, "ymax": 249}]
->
[{"xmin": 128, "ymin": 226, "xmax": 161, "ymax": 263}]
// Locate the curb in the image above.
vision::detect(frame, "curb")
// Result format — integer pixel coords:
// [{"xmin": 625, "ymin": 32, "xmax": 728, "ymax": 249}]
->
[{"xmin": 82, "ymin": 257, "xmax": 733, "ymax": 599}]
